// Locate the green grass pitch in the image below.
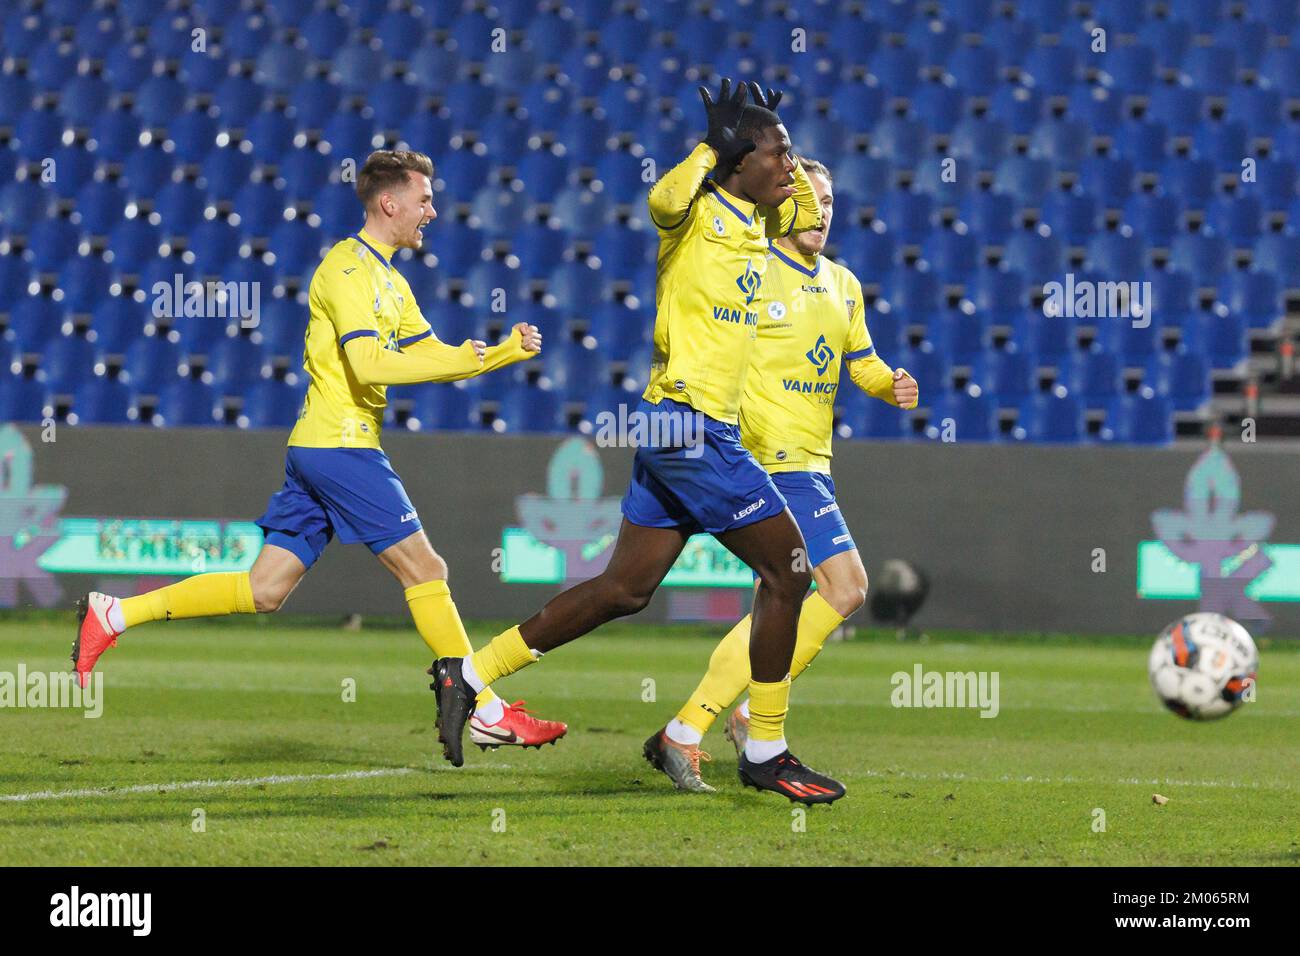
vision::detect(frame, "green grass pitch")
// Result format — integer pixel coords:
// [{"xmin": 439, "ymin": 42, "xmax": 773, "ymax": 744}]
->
[{"xmin": 0, "ymin": 615, "xmax": 1295, "ymax": 866}]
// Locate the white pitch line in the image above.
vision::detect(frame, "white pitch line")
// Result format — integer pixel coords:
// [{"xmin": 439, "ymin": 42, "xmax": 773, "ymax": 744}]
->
[{"xmin": 0, "ymin": 767, "xmax": 418, "ymax": 803}]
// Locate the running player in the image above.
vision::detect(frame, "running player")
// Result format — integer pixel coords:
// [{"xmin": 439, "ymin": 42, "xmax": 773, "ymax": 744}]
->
[
  {"xmin": 432, "ymin": 82, "xmax": 849, "ymax": 804},
  {"xmin": 72, "ymin": 150, "xmax": 569, "ymax": 753},
  {"xmin": 643, "ymin": 158, "xmax": 919, "ymax": 793}
]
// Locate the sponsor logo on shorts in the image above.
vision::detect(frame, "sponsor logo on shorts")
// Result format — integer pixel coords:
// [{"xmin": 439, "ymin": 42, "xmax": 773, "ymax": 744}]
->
[
  {"xmin": 400, "ymin": 511, "xmax": 418, "ymax": 523},
  {"xmin": 813, "ymin": 502, "xmax": 841, "ymax": 518},
  {"xmin": 732, "ymin": 498, "xmax": 767, "ymax": 522},
  {"xmin": 832, "ymin": 533, "xmax": 852, "ymax": 545}
]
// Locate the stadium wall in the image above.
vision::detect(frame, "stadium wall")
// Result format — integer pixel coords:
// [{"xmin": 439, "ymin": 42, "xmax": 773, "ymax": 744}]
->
[{"xmin": 8, "ymin": 424, "xmax": 1299, "ymax": 638}]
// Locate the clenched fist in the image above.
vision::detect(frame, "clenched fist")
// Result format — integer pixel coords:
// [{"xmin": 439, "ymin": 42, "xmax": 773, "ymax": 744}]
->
[
  {"xmin": 514, "ymin": 322, "xmax": 543, "ymax": 353},
  {"xmin": 892, "ymin": 367, "xmax": 918, "ymax": 409}
]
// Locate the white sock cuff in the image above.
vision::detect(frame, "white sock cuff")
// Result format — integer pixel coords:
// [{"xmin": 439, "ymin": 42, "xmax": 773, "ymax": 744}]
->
[
  {"xmin": 665, "ymin": 718, "xmax": 703, "ymax": 746},
  {"xmin": 461, "ymin": 656, "xmax": 487, "ymax": 694}
]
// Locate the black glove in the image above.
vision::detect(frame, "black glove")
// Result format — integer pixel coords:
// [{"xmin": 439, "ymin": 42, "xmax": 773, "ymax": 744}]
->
[
  {"xmin": 698, "ymin": 78, "xmax": 755, "ymax": 171},
  {"xmin": 746, "ymin": 82, "xmax": 783, "ymax": 113}
]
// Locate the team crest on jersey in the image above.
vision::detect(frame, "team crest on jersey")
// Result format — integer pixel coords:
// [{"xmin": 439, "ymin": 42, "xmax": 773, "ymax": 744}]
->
[
  {"xmin": 845, "ymin": 298, "xmax": 857, "ymax": 314},
  {"xmin": 711, "ymin": 215, "xmax": 726, "ymax": 236},
  {"xmin": 735, "ymin": 259, "xmax": 761, "ymax": 306},
  {"xmin": 806, "ymin": 334, "xmax": 835, "ymax": 376},
  {"xmin": 768, "ymin": 301, "xmax": 787, "ymax": 320}
]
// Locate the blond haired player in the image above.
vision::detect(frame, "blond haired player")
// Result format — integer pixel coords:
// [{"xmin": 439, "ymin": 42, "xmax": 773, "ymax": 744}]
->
[{"xmin": 73, "ymin": 150, "xmax": 568, "ymax": 752}]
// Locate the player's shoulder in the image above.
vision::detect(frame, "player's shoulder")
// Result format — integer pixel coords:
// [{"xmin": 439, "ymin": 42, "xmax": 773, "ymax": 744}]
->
[
  {"xmin": 819, "ymin": 256, "xmax": 864, "ymax": 295},
  {"xmin": 312, "ymin": 237, "xmax": 371, "ymax": 286}
]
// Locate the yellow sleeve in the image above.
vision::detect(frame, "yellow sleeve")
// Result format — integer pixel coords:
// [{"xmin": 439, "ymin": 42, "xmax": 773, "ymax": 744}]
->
[
  {"xmin": 474, "ymin": 325, "xmax": 536, "ymax": 374},
  {"xmin": 342, "ymin": 334, "xmax": 483, "ymax": 386},
  {"xmin": 843, "ymin": 284, "xmax": 915, "ymax": 408},
  {"xmin": 647, "ymin": 142, "xmax": 716, "ymax": 232},
  {"xmin": 763, "ymin": 158, "xmax": 823, "ymax": 238}
]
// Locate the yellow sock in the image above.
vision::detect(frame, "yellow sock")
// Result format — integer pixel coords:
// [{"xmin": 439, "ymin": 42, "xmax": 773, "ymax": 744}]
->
[
  {"xmin": 405, "ymin": 580, "xmax": 497, "ymax": 707},
  {"xmin": 675, "ymin": 592, "xmax": 844, "ymax": 733},
  {"xmin": 469, "ymin": 625, "xmax": 536, "ymax": 687},
  {"xmin": 677, "ymin": 615, "xmax": 751, "ymax": 734},
  {"xmin": 789, "ymin": 591, "xmax": 844, "ymax": 680},
  {"xmin": 120, "ymin": 571, "xmax": 255, "ymax": 628},
  {"xmin": 747, "ymin": 677, "xmax": 791, "ymax": 742}
]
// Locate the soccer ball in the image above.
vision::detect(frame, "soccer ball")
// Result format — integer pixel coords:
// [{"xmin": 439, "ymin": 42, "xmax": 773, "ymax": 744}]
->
[{"xmin": 1148, "ymin": 613, "xmax": 1258, "ymax": 720}]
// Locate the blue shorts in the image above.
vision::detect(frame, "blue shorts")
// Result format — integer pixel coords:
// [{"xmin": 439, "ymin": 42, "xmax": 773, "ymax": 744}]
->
[
  {"xmin": 255, "ymin": 447, "xmax": 422, "ymax": 569},
  {"xmin": 773, "ymin": 472, "xmax": 857, "ymax": 569},
  {"xmin": 621, "ymin": 397, "xmax": 787, "ymax": 535}
]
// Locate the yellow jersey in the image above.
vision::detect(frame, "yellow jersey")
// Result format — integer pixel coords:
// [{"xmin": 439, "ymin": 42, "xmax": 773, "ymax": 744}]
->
[
  {"xmin": 289, "ymin": 230, "xmax": 431, "ymax": 449},
  {"xmin": 740, "ymin": 241, "xmax": 904, "ymax": 474},
  {"xmin": 642, "ymin": 143, "xmax": 822, "ymax": 424}
]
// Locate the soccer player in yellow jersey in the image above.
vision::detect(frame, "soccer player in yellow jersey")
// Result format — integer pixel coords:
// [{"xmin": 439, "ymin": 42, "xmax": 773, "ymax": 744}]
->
[
  {"xmin": 433, "ymin": 82, "xmax": 848, "ymax": 803},
  {"xmin": 72, "ymin": 150, "xmax": 568, "ymax": 752},
  {"xmin": 646, "ymin": 158, "xmax": 919, "ymax": 793}
]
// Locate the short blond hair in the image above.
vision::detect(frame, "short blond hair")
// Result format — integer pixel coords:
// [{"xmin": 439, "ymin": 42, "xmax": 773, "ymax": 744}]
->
[{"xmin": 356, "ymin": 150, "xmax": 434, "ymax": 209}]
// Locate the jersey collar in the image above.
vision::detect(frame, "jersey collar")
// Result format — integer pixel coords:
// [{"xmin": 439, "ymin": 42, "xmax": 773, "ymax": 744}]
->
[
  {"xmin": 354, "ymin": 229, "xmax": 396, "ymax": 270},
  {"xmin": 706, "ymin": 181, "xmax": 756, "ymax": 227},
  {"xmin": 768, "ymin": 239, "xmax": 820, "ymax": 279}
]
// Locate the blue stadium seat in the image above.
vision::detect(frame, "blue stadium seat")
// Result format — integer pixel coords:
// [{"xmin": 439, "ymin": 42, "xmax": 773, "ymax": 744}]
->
[
  {"xmin": 1254, "ymin": 234, "xmax": 1300, "ymax": 288},
  {"xmin": 166, "ymin": 111, "xmax": 219, "ymax": 165},
  {"xmin": 121, "ymin": 336, "xmax": 182, "ymax": 392},
  {"xmin": 837, "ymin": 228, "xmax": 899, "ymax": 278},
  {"xmin": 1041, "ymin": 191, "xmax": 1100, "ymax": 246},
  {"xmin": 1205, "ymin": 195, "xmax": 1264, "ymax": 247},
  {"xmin": 41, "ymin": 335, "xmax": 98, "ymax": 391},
  {"xmin": 7, "ymin": 295, "xmax": 64, "ymax": 353},
  {"xmin": 871, "ymin": 117, "xmax": 927, "ymax": 169},
  {"xmin": 1183, "ymin": 45, "xmax": 1238, "ymax": 96},
  {"xmin": 1170, "ymin": 232, "xmax": 1231, "ymax": 286},
  {"xmin": 1166, "ymin": 349, "xmax": 1212, "ymax": 412},
  {"xmin": 1004, "ymin": 232, "xmax": 1064, "ymax": 281},
  {"xmin": 496, "ymin": 384, "xmax": 566, "ymax": 433},
  {"xmin": 878, "ymin": 190, "xmax": 936, "ymax": 245},
  {"xmin": 72, "ymin": 377, "xmax": 136, "ymax": 425},
  {"xmin": 1069, "ymin": 347, "xmax": 1123, "ymax": 407},
  {"xmin": 921, "ymin": 229, "xmax": 979, "ymax": 284},
  {"xmin": 208, "ymin": 335, "xmax": 268, "ymax": 393},
  {"xmin": 925, "ymin": 385, "xmax": 997, "ymax": 442},
  {"xmin": 57, "ymin": 256, "xmax": 112, "ymax": 316},
  {"xmin": 1, "ymin": 181, "xmax": 55, "ymax": 237},
  {"xmin": 1161, "ymin": 157, "xmax": 1218, "ymax": 210},
  {"xmin": 1124, "ymin": 388, "xmax": 1174, "ymax": 445},
  {"xmin": 46, "ymin": 145, "xmax": 96, "ymax": 200},
  {"xmin": 0, "ymin": 374, "xmax": 50, "ymax": 422},
  {"xmin": 1121, "ymin": 193, "xmax": 1181, "ymax": 248},
  {"xmin": 994, "ymin": 157, "xmax": 1054, "ymax": 207},
  {"xmin": 121, "ymin": 146, "xmax": 176, "ymax": 197},
  {"xmin": 1030, "ymin": 119, "xmax": 1089, "ymax": 170},
  {"xmin": 1013, "ymin": 310, "xmax": 1076, "ymax": 366},
  {"xmin": 1219, "ymin": 270, "xmax": 1281, "ymax": 331},
  {"xmin": 86, "ymin": 298, "xmax": 139, "ymax": 355},
  {"xmin": 240, "ymin": 379, "xmax": 306, "ymax": 429},
  {"xmin": 153, "ymin": 378, "xmax": 220, "ymax": 426},
  {"xmin": 1020, "ymin": 387, "xmax": 1085, "ymax": 444},
  {"xmin": 976, "ymin": 345, "xmax": 1038, "ymax": 406},
  {"xmin": 27, "ymin": 217, "xmax": 80, "ymax": 274},
  {"xmin": 958, "ymin": 191, "xmax": 1015, "ymax": 247},
  {"xmin": 153, "ymin": 180, "xmax": 207, "ymax": 239}
]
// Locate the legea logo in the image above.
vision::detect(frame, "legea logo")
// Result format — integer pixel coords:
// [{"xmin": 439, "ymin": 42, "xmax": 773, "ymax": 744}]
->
[{"xmin": 806, "ymin": 335, "xmax": 834, "ymax": 376}]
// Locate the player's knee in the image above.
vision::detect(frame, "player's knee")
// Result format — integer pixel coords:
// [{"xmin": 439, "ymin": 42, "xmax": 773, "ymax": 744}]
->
[
  {"xmin": 251, "ymin": 576, "xmax": 297, "ymax": 613},
  {"xmin": 757, "ymin": 563, "xmax": 811, "ymax": 602},
  {"xmin": 827, "ymin": 568, "xmax": 868, "ymax": 617},
  {"xmin": 602, "ymin": 579, "xmax": 654, "ymax": 618}
]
